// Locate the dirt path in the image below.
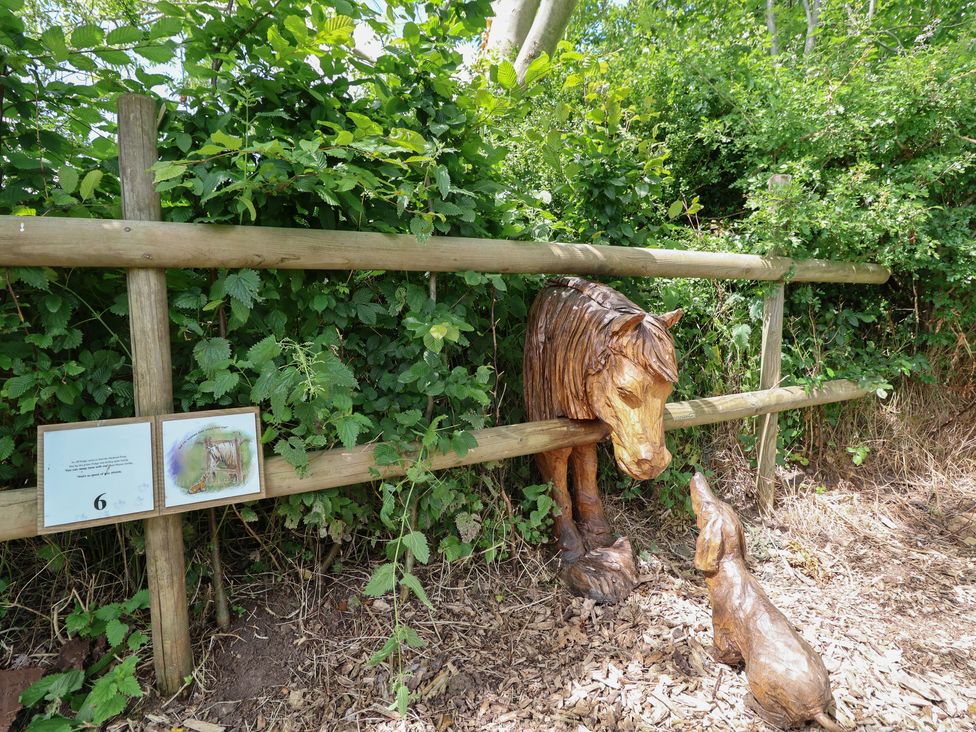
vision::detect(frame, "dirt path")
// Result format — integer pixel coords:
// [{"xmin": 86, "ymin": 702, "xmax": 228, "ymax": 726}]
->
[{"xmin": 132, "ymin": 466, "xmax": 976, "ymax": 732}]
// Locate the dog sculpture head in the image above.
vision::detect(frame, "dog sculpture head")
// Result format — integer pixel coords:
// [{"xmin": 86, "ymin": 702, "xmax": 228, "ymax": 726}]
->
[{"xmin": 689, "ymin": 472, "xmax": 747, "ymax": 574}]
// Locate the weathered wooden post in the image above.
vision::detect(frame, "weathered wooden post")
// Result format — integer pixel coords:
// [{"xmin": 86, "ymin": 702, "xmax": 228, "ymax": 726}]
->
[
  {"xmin": 755, "ymin": 283, "xmax": 784, "ymax": 513},
  {"xmin": 756, "ymin": 173, "xmax": 792, "ymax": 514},
  {"xmin": 118, "ymin": 94, "xmax": 194, "ymax": 693}
]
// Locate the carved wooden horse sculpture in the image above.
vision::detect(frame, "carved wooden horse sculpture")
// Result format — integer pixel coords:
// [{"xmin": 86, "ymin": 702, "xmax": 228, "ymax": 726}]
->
[
  {"xmin": 690, "ymin": 473, "xmax": 844, "ymax": 731},
  {"xmin": 524, "ymin": 277, "xmax": 682, "ymax": 603}
]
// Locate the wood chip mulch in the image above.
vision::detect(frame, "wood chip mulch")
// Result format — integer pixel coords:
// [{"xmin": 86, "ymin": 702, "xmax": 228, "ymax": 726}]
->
[{"xmin": 128, "ymin": 471, "xmax": 976, "ymax": 731}]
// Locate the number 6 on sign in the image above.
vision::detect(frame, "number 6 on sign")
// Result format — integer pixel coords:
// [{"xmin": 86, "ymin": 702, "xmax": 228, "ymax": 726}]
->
[{"xmin": 37, "ymin": 417, "xmax": 157, "ymax": 533}]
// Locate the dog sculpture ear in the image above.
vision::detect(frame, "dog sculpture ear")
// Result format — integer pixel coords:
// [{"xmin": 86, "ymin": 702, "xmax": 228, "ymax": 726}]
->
[{"xmin": 694, "ymin": 517, "xmax": 724, "ymax": 573}]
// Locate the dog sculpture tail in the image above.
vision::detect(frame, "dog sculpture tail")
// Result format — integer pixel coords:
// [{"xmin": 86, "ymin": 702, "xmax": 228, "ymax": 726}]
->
[{"xmin": 813, "ymin": 711, "xmax": 846, "ymax": 732}]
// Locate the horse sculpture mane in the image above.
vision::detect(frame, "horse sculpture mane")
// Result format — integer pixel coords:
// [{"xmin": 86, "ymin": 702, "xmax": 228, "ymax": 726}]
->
[{"xmin": 524, "ymin": 277, "xmax": 679, "ymax": 422}]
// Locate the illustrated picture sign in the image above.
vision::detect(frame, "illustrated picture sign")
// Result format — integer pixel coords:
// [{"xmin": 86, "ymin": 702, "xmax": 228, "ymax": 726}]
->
[
  {"xmin": 37, "ymin": 417, "xmax": 157, "ymax": 533},
  {"xmin": 158, "ymin": 407, "xmax": 264, "ymax": 512},
  {"xmin": 37, "ymin": 408, "xmax": 265, "ymax": 531}
]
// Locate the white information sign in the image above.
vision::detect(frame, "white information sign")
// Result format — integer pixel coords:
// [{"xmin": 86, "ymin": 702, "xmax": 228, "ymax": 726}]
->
[
  {"xmin": 38, "ymin": 418, "xmax": 157, "ymax": 532},
  {"xmin": 159, "ymin": 408, "xmax": 264, "ymax": 512}
]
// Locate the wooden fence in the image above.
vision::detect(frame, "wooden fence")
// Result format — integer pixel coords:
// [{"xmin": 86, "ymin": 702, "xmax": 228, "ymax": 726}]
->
[{"xmin": 0, "ymin": 95, "xmax": 889, "ymax": 693}]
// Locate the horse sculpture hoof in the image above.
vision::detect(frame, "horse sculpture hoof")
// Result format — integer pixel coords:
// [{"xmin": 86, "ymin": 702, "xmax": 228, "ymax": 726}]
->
[{"xmin": 561, "ymin": 536, "xmax": 637, "ymax": 604}]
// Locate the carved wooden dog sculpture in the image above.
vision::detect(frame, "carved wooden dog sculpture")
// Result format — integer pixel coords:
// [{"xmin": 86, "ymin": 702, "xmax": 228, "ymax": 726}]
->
[
  {"xmin": 524, "ymin": 277, "xmax": 681, "ymax": 603},
  {"xmin": 689, "ymin": 473, "xmax": 844, "ymax": 731}
]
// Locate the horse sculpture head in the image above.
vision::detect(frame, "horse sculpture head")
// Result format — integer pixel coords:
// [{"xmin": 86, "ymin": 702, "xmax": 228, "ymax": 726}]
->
[
  {"xmin": 586, "ymin": 307, "xmax": 682, "ymax": 480},
  {"xmin": 524, "ymin": 277, "xmax": 683, "ymax": 481}
]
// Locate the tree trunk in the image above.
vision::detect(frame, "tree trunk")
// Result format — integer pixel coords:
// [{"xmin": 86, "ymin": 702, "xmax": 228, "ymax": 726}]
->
[
  {"xmin": 802, "ymin": 0, "xmax": 821, "ymax": 56},
  {"xmin": 514, "ymin": 0, "xmax": 579, "ymax": 80},
  {"xmin": 766, "ymin": 0, "xmax": 779, "ymax": 56},
  {"xmin": 485, "ymin": 0, "xmax": 541, "ymax": 59}
]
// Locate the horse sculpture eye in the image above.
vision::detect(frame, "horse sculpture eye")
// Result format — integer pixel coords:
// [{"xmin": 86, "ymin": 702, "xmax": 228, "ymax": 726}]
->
[{"xmin": 617, "ymin": 387, "xmax": 641, "ymax": 405}]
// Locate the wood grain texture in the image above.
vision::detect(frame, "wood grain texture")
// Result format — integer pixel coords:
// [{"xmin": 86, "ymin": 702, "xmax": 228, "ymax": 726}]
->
[
  {"xmin": 756, "ymin": 283, "xmax": 785, "ymax": 513},
  {"xmin": 0, "ymin": 216, "xmax": 891, "ymax": 284},
  {"xmin": 119, "ymin": 94, "xmax": 193, "ymax": 695},
  {"xmin": 0, "ymin": 380, "xmax": 869, "ymax": 542}
]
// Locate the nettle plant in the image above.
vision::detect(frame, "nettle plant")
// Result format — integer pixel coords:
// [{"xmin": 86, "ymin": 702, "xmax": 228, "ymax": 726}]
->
[{"xmin": 19, "ymin": 591, "xmax": 150, "ymax": 730}]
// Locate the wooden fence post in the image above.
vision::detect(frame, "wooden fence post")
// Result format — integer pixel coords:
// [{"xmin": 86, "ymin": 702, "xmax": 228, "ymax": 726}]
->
[
  {"xmin": 118, "ymin": 94, "xmax": 194, "ymax": 693},
  {"xmin": 755, "ymin": 282, "xmax": 784, "ymax": 513}
]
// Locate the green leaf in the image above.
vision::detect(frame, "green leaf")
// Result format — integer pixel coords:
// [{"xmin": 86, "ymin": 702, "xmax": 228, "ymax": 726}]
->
[
  {"xmin": 79, "ymin": 169, "xmax": 103, "ymax": 200},
  {"xmin": 409, "ymin": 215, "xmax": 433, "ymax": 243},
  {"xmin": 211, "ymin": 129, "xmax": 242, "ymax": 150},
  {"xmin": 151, "ymin": 162, "xmax": 185, "ymax": 184},
  {"xmin": 401, "ymin": 531, "xmax": 430, "ymax": 564},
  {"xmin": 367, "ymin": 634, "xmax": 398, "ymax": 666},
  {"xmin": 562, "ymin": 72, "xmax": 583, "ymax": 90},
  {"xmin": 0, "ymin": 436, "xmax": 13, "ymax": 462},
  {"xmin": 105, "ymin": 618, "xmax": 128, "ymax": 647},
  {"xmin": 193, "ymin": 337, "xmax": 231, "ymax": 373},
  {"xmin": 106, "ymin": 25, "xmax": 142, "ymax": 45},
  {"xmin": 224, "ymin": 269, "xmax": 260, "ymax": 306},
  {"xmin": 395, "ymin": 681, "xmax": 409, "ymax": 718},
  {"xmin": 399, "ymin": 572, "xmax": 433, "ymax": 609},
  {"xmin": 397, "ymin": 19, "xmax": 418, "ymax": 43},
  {"xmin": 667, "ymin": 200, "xmax": 684, "ymax": 219},
  {"xmin": 433, "ymin": 165, "xmax": 450, "ymax": 198},
  {"xmin": 123, "ymin": 588, "xmax": 150, "ymax": 613},
  {"xmin": 81, "ymin": 673, "xmax": 128, "ymax": 725},
  {"xmin": 134, "ymin": 43, "xmax": 175, "ymax": 63},
  {"xmin": 127, "ymin": 630, "xmax": 149, "ymax": 651},
  {"xmin": 319, "ymin": 14, "xmax": 355, "ymax": 42},
  {"xmin": 363, "ymin": 562, "xmax": 396, "ymax": 597},
  {"xmin": 284, "ymin": 15, "xmax": 308, "ymax": 39},
  {"xmin": 523, "ymin": 53, "xmax": 550, "ymax": 85},
  {"xmin": 497, "ymin": 60, "xmax": 517, "ymax": 91},
  {"xmin": 26, "ymin": 718, "xmax": 73, "ymax": 732},
  {"xmin": 346, "ymin": 112, "xmax": 382, "ymax": 136},
  {"xmin": 20, "ymin": 669, "xmax": 84, "ymax": 707},
  {"xmin": 95, "ymin": 49, "xmax": 131, "ymax": 65},
  {"xmin": 388, "ymin": 128, "xmax": 426, "ymax": 154},
  {"xmin": 175, "ymin": 132, "xmax": 192, "ymax": 153},
  {"xmin": 731, "ymin": 323, "xmax": 752, "ymax": 349},
  {"xmin": 247, "ymin": 336, "xmax": 281, "ymax": 367},
  {"xmin": 71, "ymin": 23, "xmax": 103, "ymax": 48},
  {"xmin": 212, "ymin": 370, "xmax": 240, "ymax": 398},
  {"xmin": 274, "ymin": 437, "xmax": 308, "ymax": 473},
  {"xmin": 41, "ymin": 27, "xmax": 69, "ymax": 60},
  {"xmin": 335, "ymin": 415, "xmax": 361, "ymax": 448},
  {"xmin": 149, "ymin": 16, "xmax": 181, "ymax": 38},
  {"xmin": 4, "ymin": 374, "xmax": 35, "ymax": 398}
]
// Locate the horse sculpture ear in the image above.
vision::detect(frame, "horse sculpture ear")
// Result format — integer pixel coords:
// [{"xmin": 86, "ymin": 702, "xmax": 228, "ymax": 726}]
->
[
  {"xmin": 659, "ymin": 308, "xmax": 683, "ymax": 329},
  {"xmin": 611, "ymin": 312, "xmax": 645, "ymax": 335},
  {"xmin": 694, "ymin": 517, "xmax": 724, "ymax": 573}
]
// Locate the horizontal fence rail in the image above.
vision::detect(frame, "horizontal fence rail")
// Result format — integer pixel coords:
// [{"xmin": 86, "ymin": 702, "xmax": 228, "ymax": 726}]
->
[
  {"xmin": 0, "ymin": 217, "xmax": 891, "ymax": 283},
  {"xmin": 0, "ymin": 379, "xmax": 868, "ymax": 543}
]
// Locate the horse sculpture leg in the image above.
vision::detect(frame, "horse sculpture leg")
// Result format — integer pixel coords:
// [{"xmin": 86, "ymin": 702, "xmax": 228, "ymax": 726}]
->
[
  {"xmin": 535, "ymin": 447, "xmax": 585, "ymax": 562},
  {"xmin": 552, "ymin": 442, "xmax": 637, "ymax": 604},
  {"xmin": 569, "ymin": 444, "xmax": 615, "ymax": 550}
]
